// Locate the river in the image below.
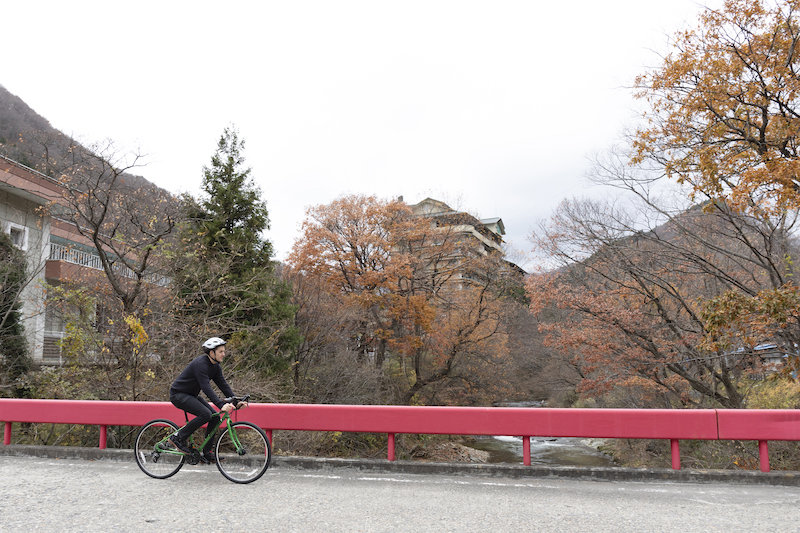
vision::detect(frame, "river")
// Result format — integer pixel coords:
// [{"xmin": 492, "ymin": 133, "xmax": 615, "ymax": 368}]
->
[
  {"xmin": 462, "ymin": 435, "xmax": 615, "ymax": 466},
  {"xmin": 461, "ymin": 401, "xmax": 616, "ymax": 466}
]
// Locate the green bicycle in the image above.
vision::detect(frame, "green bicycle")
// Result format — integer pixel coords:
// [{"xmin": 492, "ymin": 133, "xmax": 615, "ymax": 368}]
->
[{"xmin": 134, "ymin": 395, "xmax": 271, "ymax": 484}]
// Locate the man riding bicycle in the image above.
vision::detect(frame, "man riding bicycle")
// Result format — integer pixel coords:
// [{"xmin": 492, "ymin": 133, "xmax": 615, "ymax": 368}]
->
[{"xmin": 169, "ymin": 337, "xmax": 247, "ymax": 463}]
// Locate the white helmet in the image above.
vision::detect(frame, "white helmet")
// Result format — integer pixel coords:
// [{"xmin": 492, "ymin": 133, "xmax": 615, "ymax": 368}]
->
[{"xmin": 202, "ymin": 337, "xmax": 226, "ymax": 353}]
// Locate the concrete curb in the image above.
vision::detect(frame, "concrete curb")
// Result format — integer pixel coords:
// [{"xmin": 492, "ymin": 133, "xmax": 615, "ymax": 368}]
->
[{"xmin": 3, "ymin": 444, "xmax": 800, "ymax": 486}]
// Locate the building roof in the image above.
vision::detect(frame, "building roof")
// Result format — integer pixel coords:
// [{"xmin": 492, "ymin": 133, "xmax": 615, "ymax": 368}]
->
[
  {"xmin": 409, "ymin": 198, "xmax": 505, "ymax": 237},
  {"xmin": 409, "ymin": 198, "xmax": 455, "ymax": 216},
  {"xmin": 480, "ymin": 217, "xmax": 505, "ymax": 236},
  {"xmin": 0, "ymin": 155, "xmax": 63, "ymax": 205}
]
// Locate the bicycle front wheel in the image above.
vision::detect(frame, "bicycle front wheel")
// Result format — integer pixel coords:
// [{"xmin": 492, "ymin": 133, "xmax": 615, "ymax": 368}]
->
[
  {"xmin": 134, "ymin": 419, "xmax": 185, "ymax": 479},
  {"xmin": 216, "ymin": 421, "xmax": 271, "ymax": 484}
]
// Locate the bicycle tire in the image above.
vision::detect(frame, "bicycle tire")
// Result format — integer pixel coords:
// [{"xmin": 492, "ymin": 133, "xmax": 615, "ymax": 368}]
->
[
  {"xmin": 134, "ymin": 419, "xmax": 185, "ymax": 479},
  {"xmin": 215, "ymin": 421, "xmax": 271, "ymax": 484}
]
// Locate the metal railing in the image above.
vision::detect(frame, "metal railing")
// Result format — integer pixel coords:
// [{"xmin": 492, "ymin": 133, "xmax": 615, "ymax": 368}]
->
[
  {"xmin": 49, "ymin": 242, "xmax": 103, "ymax": 270},
  {"xmin": 3, "ymin": 400, "xmax": 800, "ymax": 472},
  {"xmin": 48, "ymin": 242, "xmax": 169, "ymax": 286}
]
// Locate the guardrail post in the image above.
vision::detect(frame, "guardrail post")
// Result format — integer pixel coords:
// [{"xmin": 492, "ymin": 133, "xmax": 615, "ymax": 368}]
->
[
  {"xmin": 670, "ymin": 439, "xmax": 681, "ymax": 470},
  {"xmin": 522, "ymin": 436, "xmax": 531, "ymax": 466},
  {"xmin": 265, "ymin": 429, "xmax": 272, "ymax": 445},
  {"xmin": 387, "ymin": 433, "xmax": 396, "ymax": 461},
  {"xmin": 4, "ymin": 422, "xmax": 10, "ymax": 445},
  {"xmin": 99, "ymin": 425, "xmax": 107, "ymax": 449},
  {"xmin": 759, "ymin": 440, "xmax": 770, "ymax": 472}
]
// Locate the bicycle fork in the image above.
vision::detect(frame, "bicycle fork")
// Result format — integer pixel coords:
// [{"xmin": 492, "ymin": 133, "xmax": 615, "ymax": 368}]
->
[{"xmin": 226, "ymin": 420, "xmax": 247, "ymax": 455}]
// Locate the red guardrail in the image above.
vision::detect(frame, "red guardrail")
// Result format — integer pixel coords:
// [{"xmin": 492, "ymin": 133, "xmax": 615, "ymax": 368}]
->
[{"xmin": 2, "ymin": 399, "xmax": 798, "ymax": 472}]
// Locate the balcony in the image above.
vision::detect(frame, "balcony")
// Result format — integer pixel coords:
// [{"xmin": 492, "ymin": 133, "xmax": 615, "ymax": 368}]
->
[
  {"xmin": 49, "ymin": 241, "xmax": 103, "ymax": 270},
  {"xmin": 46, "ymin": 242, "xmax": 169, "ymax": 287}
]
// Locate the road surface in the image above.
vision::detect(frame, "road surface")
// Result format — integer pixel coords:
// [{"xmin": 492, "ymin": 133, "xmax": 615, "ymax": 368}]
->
[{"xmin": 2, "ymin": 455, "xmax": 799, "ymax": 532}]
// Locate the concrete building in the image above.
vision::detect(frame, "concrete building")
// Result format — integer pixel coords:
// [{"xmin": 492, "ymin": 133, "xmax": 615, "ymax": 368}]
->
[
  {"xmin": 0, "ymin": 155, "xmax": 108, "ymax": 364},
  {"xmin": 407, "ymin": 198, "xmax": 525, "ymax": 291},
  {"xmin": 2, "ymin": 156, "xmax": 58, "ymax": 363},
  {"xmin": 408, "ymin": 198, "xmax": 506, "ymax": 256}
]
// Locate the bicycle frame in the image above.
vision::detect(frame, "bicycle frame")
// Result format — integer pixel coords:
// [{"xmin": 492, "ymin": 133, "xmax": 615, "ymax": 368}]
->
[{"xmin": 154, "ymin": 410, "xmax": 240, "ymax": 458}]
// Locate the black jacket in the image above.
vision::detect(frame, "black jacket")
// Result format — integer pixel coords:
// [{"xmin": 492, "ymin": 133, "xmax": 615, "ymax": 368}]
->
[{"xmin": 170, "ymin": 354, "xmax": 234, "ymax": 408}]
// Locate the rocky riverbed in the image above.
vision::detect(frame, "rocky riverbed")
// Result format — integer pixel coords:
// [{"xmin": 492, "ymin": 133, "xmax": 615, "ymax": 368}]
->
[
  {"xmin": 461, "ymin": 435, "xmax": 616, "ymax": 466},
  {"xmin": 412, "ymin": 436, "xmax": 614, "ymax": 466}
]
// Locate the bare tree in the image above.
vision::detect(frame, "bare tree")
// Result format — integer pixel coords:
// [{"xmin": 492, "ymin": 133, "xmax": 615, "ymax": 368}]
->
[
  {"xmin": 33, "ymin": 140, "xmax": 180, "ymax": 401},
  {"xmin": 529, "ymin": 147, "xmax": 800, "ymax": 408},
  {"xmin": 55, "ymin": 140, "xmax": 177, "ymax": 314}
]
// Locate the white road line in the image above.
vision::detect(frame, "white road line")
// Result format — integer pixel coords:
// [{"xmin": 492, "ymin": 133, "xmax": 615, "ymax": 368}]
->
[{"xmin": 688, "ymin": 499, "xmax": 716, "ymax": 505}]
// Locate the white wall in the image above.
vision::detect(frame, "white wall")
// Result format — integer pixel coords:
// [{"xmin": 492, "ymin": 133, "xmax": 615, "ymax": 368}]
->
[{"xmin": 0, "ymin": 189, "xmax": 51, "ymax": 363}]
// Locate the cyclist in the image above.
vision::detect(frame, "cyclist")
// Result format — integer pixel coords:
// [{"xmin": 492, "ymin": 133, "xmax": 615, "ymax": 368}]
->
[{"xmin": 169, "ymin": 337, "xmax": 247, "ymax": 463}]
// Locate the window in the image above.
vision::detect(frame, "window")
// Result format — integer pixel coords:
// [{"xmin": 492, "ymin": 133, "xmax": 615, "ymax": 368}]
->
[{"xmin": 6, "ymin": 223, "xmax": 28, "ymax": 251}]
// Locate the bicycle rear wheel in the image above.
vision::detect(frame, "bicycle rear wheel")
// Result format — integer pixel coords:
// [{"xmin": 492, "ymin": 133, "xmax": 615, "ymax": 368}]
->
[
  {"xmin": 215, "ymin": 421, "xmax": 271, "ymax": 484},
  {"xmin": 134, "ymin": 419, "xmax": 185, "ymax": 479}
]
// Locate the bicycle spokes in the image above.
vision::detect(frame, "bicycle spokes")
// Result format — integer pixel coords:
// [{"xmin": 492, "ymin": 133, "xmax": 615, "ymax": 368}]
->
[
  {"xmin": 134, "ymin": 420, "xmax": 185, "ymax": 479},
  {"xmin": 215, "ymin": 422, "xmax": 270, "ymax": 484}
]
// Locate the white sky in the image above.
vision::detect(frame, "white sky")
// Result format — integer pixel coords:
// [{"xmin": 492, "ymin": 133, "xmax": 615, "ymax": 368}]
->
[{"xmin": 2, "ymin": 1, "xmax": 721, "ymax": 268}]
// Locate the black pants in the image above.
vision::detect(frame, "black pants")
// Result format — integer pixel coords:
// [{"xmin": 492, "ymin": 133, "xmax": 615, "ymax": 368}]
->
[{"xmin": 170, "ymin": 391, "xmax": 220, "ymax": 451}]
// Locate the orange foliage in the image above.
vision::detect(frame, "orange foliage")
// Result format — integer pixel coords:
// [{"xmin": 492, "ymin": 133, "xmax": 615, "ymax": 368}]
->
[
  {"xmin": 526, "ymin": 222, "xmax": 746, "ymax": 409},
  {"xmin": 526, "ymin": 270, "xmax": 684, "ymax": 400},
  {"xmin": 288, "ymin": 195, "xmax": 513, "ymax": 404},
  {"xmin": 634, "ymin": 0, "xmax": 800, "ymax": 215},
  {"xmin": 288, "ymin": 196, "xmax": 425, "ymax": 364}
]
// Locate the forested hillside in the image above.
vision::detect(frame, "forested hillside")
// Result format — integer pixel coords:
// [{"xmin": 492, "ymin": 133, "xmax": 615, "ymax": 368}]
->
[
  {"xmin": 0, "ymin": 84, "xmax": 53, "ymax": 159},
  {"xmin": 0, "ymin": 84, "xmax": 155, "ymax": 192}
]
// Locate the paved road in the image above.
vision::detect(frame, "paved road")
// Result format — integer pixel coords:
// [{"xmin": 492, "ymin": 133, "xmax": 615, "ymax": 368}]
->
[{"xmin": 2, "ymin": 455, "xmax": 800, "ymax": 532}]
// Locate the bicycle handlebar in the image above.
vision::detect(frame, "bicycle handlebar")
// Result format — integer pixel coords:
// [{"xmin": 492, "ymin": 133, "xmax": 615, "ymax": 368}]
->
[{"xmin": 223, "ymin": 394, "xmax": 250, "ymax": 409}]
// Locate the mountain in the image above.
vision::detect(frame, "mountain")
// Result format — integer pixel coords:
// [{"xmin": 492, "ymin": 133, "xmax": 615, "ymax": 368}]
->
[
  {"xmin": 0, "ymin": 84, "xmax": 67, "ymax": 169},
  {"xmin": 0, "ymin": 83, "xmax": 157, "ymax": 192}
]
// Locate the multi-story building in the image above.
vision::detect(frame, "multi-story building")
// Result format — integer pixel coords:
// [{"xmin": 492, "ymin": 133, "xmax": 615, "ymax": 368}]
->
[
  {"xmin": 407, "ymin": 198, "xmax": 525, "ymax": 290},
  {"xmin": 408, "ymin": 198, "xmax": 506, "ymax": 256},
  {"xmin": 0, "ymin": 155, "xmax": 114, "ymax": 364}
]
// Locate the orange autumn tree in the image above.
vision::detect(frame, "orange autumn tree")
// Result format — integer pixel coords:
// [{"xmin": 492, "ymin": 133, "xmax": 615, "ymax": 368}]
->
[
  {"xmin": 288, "ymin": 195, "xmax": 515, "ymax": 404},
  {"xmin": 405, "ymin": 252, "xmax": 514, "ymax": 405},
  {"xmin": 631, "ymin": 0, "xmax": 800, "ymax": 375},
  {"xmin": 288, "ymin": 195, "xmax": 419, "ymax": 370},
  {"xmin": 633, "ymin": 0, "xmax": 800, "ymax": 215}
]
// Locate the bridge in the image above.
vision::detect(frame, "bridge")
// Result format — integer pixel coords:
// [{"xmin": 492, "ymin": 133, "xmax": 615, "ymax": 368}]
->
[
  {"xmin": 2, "ymin": 452, "xmax": 800, "ymax": 532},
  {"xmin": 4, "ymin": 399, "xmax": 800, "ymax": 530},
  {"xmin": 4, "ymin": 399, "xmax": 800, "ymax": 471}
]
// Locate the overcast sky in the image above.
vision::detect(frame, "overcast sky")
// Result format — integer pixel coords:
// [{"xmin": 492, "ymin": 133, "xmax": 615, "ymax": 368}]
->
[{"xmin": 3, "ymin": 1, "xmax": 721, "ymax": 268}]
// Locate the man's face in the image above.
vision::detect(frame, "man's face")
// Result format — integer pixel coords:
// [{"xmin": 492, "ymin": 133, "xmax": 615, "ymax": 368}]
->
[{"xmin": 212, "ymin": 345, "xmax": 226, "ymax": 361}]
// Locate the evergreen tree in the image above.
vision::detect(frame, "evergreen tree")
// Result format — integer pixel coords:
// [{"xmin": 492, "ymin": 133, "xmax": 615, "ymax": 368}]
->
[
  {"xmin": 198, "ymin": 127, "xmax": 272, "ymax": 268},
  {"xmin": 0, "ymin": 232, "xmax": 32, "ymax": 397},
  {"xmin": 174, "ymin": 127, "xmax": 298, "ymax": 375}
]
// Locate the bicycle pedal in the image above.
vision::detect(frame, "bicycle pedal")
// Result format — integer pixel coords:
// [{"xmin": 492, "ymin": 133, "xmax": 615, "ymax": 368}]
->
[{"xmin": 187, "ymin": 452, "xmax": 202, "ymax": 465}]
